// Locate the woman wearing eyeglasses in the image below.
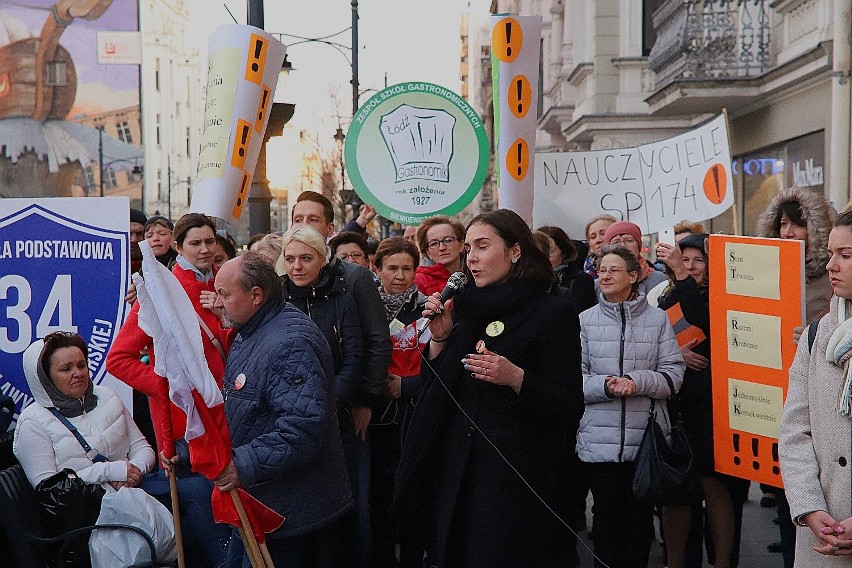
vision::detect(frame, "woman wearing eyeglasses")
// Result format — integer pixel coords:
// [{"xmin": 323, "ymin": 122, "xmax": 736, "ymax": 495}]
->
[
  {"xmin": 598, "ymin": 220, "xmax": 669, "ymax": 298},
  {"xmin": 578, "ymin": 244, "xmax": 685, "ymax": 568},
  {"xmin": 414, "ymin": 216, "xmax": 466, "ymax": 295},
  {"xmin": 330, "ymin": 231, "xmax": 372, "ymax": 269}
]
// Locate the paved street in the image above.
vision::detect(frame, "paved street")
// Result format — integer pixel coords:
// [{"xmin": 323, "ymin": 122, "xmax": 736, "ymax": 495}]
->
[{"xmin": 577, "ymin": 483, "xmax": 785, "ymax": 568}]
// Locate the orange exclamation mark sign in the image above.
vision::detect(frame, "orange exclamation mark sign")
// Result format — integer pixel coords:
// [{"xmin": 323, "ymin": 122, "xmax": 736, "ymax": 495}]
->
[
  {"xmin": 492, "ymin": 17, "xmax": 522, "ymax": 63},
  {"xmin": 771, "ymin": 442, "xmax": 780, "ymax": 475},
  {"xmin": 231, "ymin": 119, "xmax": 252, "ymax": 170},
  {"xmin": 506, "ymin": 138, "xmax": 529, "ymax": 182},
  {"xmin": 245, "ymin": 34, "xmax": 268, "ymax": 85},
  {"xmin": 233, "ymin": 170, "xmax": 251, "ymax": 219},
  {"xmin": 703, "ymin": 163, "xmax": 727, "ymax": 204},
  {"xmin": 508, "ymin": 75, "xmax": 531, "ymax": 119},
  {"xmin": 255, "ymin": 85, "xmax": 271, "ymax": 133}
]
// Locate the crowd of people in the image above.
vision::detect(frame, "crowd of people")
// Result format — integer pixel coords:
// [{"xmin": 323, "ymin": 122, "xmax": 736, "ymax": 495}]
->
[{"xmin": 9, "ymin": 186, "xmax": 852, "ymax": 568}]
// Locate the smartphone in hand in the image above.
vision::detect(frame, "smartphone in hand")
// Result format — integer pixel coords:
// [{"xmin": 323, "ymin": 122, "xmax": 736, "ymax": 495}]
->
[{"xmin": 658, "ymin": 227, "xmax": 675, "ymax": 246}]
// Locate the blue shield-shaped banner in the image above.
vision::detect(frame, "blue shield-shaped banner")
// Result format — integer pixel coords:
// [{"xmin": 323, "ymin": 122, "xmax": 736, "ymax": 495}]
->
[{"xmin": 0, "ymin": 203, "xmax": 128, "ymax": 419}]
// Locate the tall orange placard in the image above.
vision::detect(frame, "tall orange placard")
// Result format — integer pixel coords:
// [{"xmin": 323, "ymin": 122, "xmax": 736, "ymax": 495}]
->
[{"xmin": 708, "ymin": 235, "xmax": 804, "ymax": 487}]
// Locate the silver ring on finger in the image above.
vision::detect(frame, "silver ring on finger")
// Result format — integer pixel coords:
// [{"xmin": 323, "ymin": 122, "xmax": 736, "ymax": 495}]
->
[{"xmin": 834, "ymin": 546, "xmax": 840, "ymax": 552}]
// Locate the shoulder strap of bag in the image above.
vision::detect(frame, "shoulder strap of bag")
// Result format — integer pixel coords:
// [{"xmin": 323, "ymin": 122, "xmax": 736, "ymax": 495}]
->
[
  {"xmin": 808, "ymin": 315, "xmax": 823, "ymax": 354},
  {"xmin": 659, "ymin": 371, "xmax": 681, "ymax": 421},
  {"xmin": 47, "ymin": 407, "xmax": 108, "ymax": 463},
  {"xmin": 197, "ymin": 313, "xmax": 227, "ymax": 363}
]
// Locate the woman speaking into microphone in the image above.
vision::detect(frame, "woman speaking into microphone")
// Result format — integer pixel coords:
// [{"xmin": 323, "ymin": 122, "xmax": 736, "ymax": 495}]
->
[{"xmin": 393, "ymin": 209, "xmax": 584, "ymax": 568}]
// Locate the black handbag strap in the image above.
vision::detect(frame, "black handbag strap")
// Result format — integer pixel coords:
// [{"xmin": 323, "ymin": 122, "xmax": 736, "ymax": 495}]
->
[
  {"xmin": 649, "ymin": 372, "xmax": 679, "ymax": 415},
  {"xmin": 48, "ymin": 407, "xmax": 108, "ymax": 463}
]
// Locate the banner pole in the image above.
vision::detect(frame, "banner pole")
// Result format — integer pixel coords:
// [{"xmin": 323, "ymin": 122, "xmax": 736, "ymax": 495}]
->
[
  {"xmin": 168, "ymin": 468, "xmax": 186, "ymax": 568},
  {"xmin": 230, "ymin": 488, "xmax": 269, "ymax": 568}
]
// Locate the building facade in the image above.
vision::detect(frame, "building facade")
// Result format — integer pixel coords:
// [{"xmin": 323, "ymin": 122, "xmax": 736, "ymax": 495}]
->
[
  {"xmin": 139, "ymin": 0, "xmax": 204, "ymax": 220},
  {"xmin": 489, "ymin": 0, "xmax": 850, "ymax": 234}
]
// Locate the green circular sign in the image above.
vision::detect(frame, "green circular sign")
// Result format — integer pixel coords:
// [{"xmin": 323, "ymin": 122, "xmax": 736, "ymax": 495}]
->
[{"xmin": 345, "ymin": 82, "xmax": 490, "ymax": 225}]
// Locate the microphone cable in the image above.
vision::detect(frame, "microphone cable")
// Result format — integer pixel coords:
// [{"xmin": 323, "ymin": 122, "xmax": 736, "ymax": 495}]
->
[{"xmin": 417, "ymin": 351, "xmax": 614, "ymax": 568}]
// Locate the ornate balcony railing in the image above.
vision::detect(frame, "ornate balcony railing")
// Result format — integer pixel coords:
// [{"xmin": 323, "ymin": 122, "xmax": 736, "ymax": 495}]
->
[{"xmin": 648, "ymin": 0, "xmax": 773, "ymax": 89}]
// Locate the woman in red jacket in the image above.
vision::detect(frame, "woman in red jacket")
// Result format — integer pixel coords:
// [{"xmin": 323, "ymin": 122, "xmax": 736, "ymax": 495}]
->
[
  {"xmin": 107, "ymin": 213, "xmax": 232, "ymax": 568},
  {"xmin": 414, "ymin": 215, "xmax": 466, "ymax": 296}
]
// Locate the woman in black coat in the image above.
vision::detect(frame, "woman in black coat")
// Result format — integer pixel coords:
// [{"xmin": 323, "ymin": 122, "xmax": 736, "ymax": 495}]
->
[
  {"xmin": 538, "ymin": 224, "xmax": 597, "ymax": 313},
  {"xmin": 394, "ymin": 210, "xmax": 584, "ymax": 568},
  {"xmin": 279, "ymin": 226, "xmax": 365, "ymax": 406},
  {"xmin": 656, "ymin": 233, "xmax": 749, "ymax": 568}
]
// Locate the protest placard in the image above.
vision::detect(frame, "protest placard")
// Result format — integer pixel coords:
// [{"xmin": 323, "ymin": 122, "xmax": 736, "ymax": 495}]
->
[
  {"xmin": 191, "ymin": 24, "xmax": 286, "ymax": 225},
  {"xmin": 534, "ymin": 113, "xmax": 734, "ymax": 237},
  {"xmin": 0, "ymin": 198, "xmax": 131, "ymax": 423},
  {"xmin": 708, "ymin": 234, "xmax": 805, "ymax": 486}
]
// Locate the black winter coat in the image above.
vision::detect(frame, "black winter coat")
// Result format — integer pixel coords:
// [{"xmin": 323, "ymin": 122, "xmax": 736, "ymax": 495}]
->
[
  {"xmin": 283, "ymin": 266, "xmax": 364, "ymax": 406},
  {"xmin": 330, "ymin": 257, "xmax": 392, "ymax": 408},
  {"xmin": 393, "ymin": 278, "xmax": 584, "ymax": 568},
  {"xmin": 657, "ymin": 276, "xmax": 715, "ymax": 472}
]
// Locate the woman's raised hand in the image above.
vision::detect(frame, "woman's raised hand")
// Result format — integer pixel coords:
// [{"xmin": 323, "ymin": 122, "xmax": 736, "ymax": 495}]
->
[
  {"xmin": 423, "ymin": 292, "xmax": 454, "ymax": 341},
  {"xmin": 462, "ymin": 346, "xmax": 525, "ymax": 394}
]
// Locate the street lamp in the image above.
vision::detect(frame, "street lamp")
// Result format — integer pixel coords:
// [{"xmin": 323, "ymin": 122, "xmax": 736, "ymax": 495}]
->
[{"xmin": 271, "ymin": 0, "xmax": 360, "ymax": 117}]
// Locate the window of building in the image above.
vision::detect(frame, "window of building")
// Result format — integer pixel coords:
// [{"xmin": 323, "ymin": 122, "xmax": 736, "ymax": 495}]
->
[
  {"xmin": 186, "ymin": 127, "xmax": 191, "ymax": 156},
  {"xmin": 155, "ymin": 58, "xmax": 160, "ymax": 91},
  {"xmin": 156, "ymin": 114, "xmax": 161, "ymax": 146},
  {"xmin": 103, "ymin": 167, "xmax": 117, "ymax": 189},
  {"xmin": 83, "ymin": 166, "xmax": 95, "ymax": 194},
  {"xmin": 116, "ymin": 121, "xmax": 133, "ymax": 144},
  {"xmin": 642, "ymin": 0, "xmax": 666, "ymax": 57},
  {"xmin": 186, "ymin": 177, "xmax": 192, "ymax": 205},
  {"xmin": 710, "ymin": 130, "xmax": 826, "ymax": 235},
  {"xmin": 157, "ymin": 168, "xmax": 164, "ymax": 201},
  {"xmin": 45, "ymin": 61, "xmax": 67, "ymax": 86}
]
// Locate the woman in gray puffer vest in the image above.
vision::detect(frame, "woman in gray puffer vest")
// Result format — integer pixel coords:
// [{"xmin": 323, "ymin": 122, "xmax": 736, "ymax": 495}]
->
[{"xmin": 578, "ymin": 245, "xmax": 685, "ymax": 568}]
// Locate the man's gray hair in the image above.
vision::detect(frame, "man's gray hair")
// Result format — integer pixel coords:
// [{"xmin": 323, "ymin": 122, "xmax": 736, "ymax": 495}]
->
[{"xmin": 236, "ymin": 251, "xmax": 282, "ymax": 301}]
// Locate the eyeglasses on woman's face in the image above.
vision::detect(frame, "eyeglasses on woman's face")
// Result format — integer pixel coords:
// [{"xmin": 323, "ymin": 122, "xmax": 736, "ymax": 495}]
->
[
  {"xmin": 609, "ymin": 235, "xmax": 637, "ymax": 246},
  {"xmin": 427, "ymin": 236, "xmax": 459, "ymax": 250},
  {"xmin": 336, "ymin": 251, "xmax": 365, "ymax": 261},
  {"xmin": 597, "ymin": 267, "xmax": 630, "ymax": 276}
]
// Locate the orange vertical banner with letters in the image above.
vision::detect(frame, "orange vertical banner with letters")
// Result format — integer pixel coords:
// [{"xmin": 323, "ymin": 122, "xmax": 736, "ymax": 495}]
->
[{"xmin": 708, "ymin": 234, "xmax": 805, "ymax": 487}]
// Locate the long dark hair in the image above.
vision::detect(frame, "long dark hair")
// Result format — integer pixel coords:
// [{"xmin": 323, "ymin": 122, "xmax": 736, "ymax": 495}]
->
[{"xmin": 466, "ymin": 209, "xmax": 554, "ymax": 289}]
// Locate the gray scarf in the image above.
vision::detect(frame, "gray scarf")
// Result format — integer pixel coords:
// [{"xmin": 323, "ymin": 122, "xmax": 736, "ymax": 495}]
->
[
  {"xmin": 37, "ymin": 353, "xmax": 97, "ymax": 418},
  {"xmin": 379, "ymin": 283, "xmax": 420, "ymax": 322}
]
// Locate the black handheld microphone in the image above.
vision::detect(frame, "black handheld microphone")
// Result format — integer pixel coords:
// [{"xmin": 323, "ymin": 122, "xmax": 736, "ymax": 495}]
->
[{"xmin": 417, "ymin": 271, "xmax": 468, "ymax": 338}]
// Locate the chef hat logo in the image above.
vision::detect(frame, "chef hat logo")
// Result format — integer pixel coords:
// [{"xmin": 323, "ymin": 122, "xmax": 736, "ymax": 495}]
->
[{"xmin": 380, "ymin": 104, "xmax": 455, "ymax": 183}]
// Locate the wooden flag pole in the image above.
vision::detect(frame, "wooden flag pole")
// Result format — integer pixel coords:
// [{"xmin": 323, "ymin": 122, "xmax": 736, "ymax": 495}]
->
[
  {"xmin": 168, "ymin": 468, "xmax": 186, "ymax": 568},
  {"xmin": 230, "ymin": 488, "xmax": 269, "ymax": 568}
]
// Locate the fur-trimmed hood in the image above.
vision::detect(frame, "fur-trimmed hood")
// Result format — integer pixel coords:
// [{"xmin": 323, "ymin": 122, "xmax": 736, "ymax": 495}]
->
[{"xmin": 755, "ymin": 187, "xmax": 832, "ymax": 280}]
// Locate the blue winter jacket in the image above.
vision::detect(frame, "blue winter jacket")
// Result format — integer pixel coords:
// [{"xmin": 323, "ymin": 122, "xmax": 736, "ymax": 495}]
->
[{"xmin": 223, "ymin": 294, "xmax": 353, "ymax": 538}]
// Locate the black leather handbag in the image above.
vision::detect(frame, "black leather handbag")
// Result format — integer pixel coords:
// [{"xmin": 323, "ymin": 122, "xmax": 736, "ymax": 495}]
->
[{"xmin": 632, "ymin": 373, "xmax": 695, "ymax": 505}]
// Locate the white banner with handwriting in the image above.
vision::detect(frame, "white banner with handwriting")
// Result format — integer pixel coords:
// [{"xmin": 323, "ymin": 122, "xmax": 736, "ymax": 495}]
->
[{"xmin": 533, "ymin": 114, "xmax": 734, "ymax": 238}]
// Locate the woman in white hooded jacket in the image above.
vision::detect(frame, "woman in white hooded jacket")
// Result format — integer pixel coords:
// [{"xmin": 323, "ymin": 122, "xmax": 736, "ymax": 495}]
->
[
  {"xmin": 13, "ymin": 331, "xmax": 155, "ymax": 491},
  {"xmin": 578, "ymin": 245, "xmax": 685, "ymax": 568}
]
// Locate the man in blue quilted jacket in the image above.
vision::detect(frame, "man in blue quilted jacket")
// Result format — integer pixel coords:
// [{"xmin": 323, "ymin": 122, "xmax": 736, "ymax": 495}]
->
[{"xmin": 213, "ymin": 251, "xmax": 353, "ymax": 567}]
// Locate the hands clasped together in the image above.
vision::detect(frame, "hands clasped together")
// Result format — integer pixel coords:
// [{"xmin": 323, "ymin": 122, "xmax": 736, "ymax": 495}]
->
[
  {"xmin": 804, "ymin": 511, "xmax": 852, "ymax": 556},
  {"xmin": 606, "ymin": 376, "xmax": 636, "ymax": 397}
]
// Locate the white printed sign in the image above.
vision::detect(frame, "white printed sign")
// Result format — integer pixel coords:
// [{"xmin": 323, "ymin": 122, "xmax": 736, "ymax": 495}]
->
[{"xmin": 534, "ymin": 113, "xmax": 734, "ymax": 237}]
